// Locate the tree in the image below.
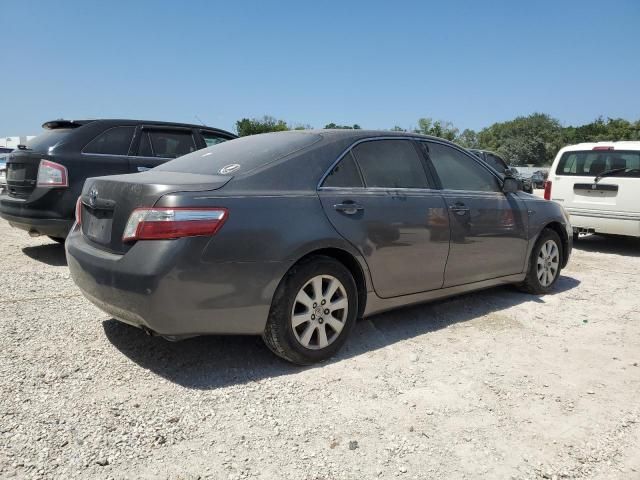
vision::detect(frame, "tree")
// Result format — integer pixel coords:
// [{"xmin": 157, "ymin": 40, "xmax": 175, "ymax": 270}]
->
[
  {"xmin": 563, "ymin": 117, "xmax": 640, "ymax": 144},
  {"xmin": 456, "ymin": 128, "xmax": 479, "ymax": 148},
  {"xmin": 414, "ymin": 118, "xmax": 459, "ymax": 141},
  {"xmin": 389, "ymin": 125, "xmax": 406, "ymax": 132},
  {"xmin": 477, "ymin": 113, "xmax": 563, "ymax": 166},
  {"xmin": 235, "ymin": 115, "xmax": 289, "ymax": 137}
]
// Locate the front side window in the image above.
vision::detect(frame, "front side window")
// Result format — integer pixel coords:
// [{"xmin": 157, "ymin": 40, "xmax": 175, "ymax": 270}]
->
[
  {"xmin": 426, "ymin": 142, "xmax": 500, "ymax": 192},
  {"xmin": 137, "ymin": 130, "xmax": 197, "ymax": 158},
  {"xmin": 322, "ymin": 151, "xmax": 363, "ymax": 188},
  {"xmin": 556, "ymin": 151, "xmax": 640, "ymax": 177},
  {"xmin": 83, "ymin": 126, "xmax": 135, "ymax": 155},
  {"xmin": 352, "ymin": 139, "xmax": 428, "ymax": 188},
  {"xmin": 202, "ymin": 131, "xmax": 230, "ymax": 148}
]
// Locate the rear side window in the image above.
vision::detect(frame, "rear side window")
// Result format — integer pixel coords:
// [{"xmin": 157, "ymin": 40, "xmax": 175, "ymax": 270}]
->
[
  {"xmin": 137, "ymin": 130, "xmax": 197, "ymax": 158},
  {"xmin": 27, "ymin": 129, "xmax": 75, "ymax": 152},
  {"xmin": 426, "ymin": 142, "xmax": 500, "ymax": 192},
  {"xmin": 556, "ymin": 151, "xmax": 640, "ymax": 177},
  {"xmin": 352, "ymin": 139, "xmax": 428, "ymax": 188},
  {"xmin": 202, "ymin": 131, "xmax": 230, "ymax": 147},
  {"xmin": 322, "ymin": 151, "xmax": 363, "ymax": 188},
  {"xmin": 83, "ymin": 126, "xmax": 135, "ymax": 155}
]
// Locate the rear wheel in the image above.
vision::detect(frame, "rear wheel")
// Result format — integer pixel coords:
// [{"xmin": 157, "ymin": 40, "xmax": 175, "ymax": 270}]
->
[
  {"xmin": 517, "ymin": 229, "xmax": 563, "ymax": 294},
  {"xmin": 262, "ymin": 256, "xmax": 357, "ymax": 365}
]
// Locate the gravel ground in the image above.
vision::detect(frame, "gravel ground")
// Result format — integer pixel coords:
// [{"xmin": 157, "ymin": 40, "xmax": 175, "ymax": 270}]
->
[{"xmin": 1, "ymin": 220, "xmax": 639, "ymax": 480}]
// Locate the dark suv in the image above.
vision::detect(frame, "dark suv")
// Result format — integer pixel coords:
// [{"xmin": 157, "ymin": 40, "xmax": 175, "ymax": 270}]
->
[{"xmin": 0, "ymin": 119, "xmax": 236, "ymax": 241}]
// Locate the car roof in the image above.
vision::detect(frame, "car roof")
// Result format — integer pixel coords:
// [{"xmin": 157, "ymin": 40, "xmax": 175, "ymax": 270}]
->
[
  {"xmin": 42, "ymin": 119, "xmax": 236, "ymax": 137},
  {"xmin": 560, "ymin": 141, "xmax": 640, "ymax": 152},
  {"xmin": 284, "ymin": 128, "xmax": 461, "ymax": 145}
]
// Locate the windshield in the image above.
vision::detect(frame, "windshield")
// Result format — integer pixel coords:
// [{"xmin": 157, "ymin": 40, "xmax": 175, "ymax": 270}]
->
[
  {"xmin": 155, "ymin": 132, "xmax": 322, "ymax": 176},
  {"xmin": 26, "ymin": 128, "xmax": 76, "ymax": 152},
  {"xmin": 556, "ymin": 150, "xmax": 640, "ymax": 177}
]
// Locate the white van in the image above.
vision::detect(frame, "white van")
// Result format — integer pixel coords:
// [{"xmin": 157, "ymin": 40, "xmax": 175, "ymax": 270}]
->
[{"xmin": 546, "ymin": 141, "xmax": 640, "ymax": 240}]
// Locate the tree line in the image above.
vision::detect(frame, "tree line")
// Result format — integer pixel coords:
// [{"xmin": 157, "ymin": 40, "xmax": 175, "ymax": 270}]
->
[{"xmin": 235, "ymin": 114, "xmax": 640, "ymax": 166}]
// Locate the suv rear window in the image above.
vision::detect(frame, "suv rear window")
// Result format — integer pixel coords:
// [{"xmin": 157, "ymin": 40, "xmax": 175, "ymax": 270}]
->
[
  {"xmin": 556, "ymin": 150, "xmax": 640, "ymax": 177},
  {"xmin": 27, "ymin": 129, "xmax": 76, "ymax": 152},
  {"xmin": 156, "ymin": 132, "xmax": 322, "ymax": 176}
]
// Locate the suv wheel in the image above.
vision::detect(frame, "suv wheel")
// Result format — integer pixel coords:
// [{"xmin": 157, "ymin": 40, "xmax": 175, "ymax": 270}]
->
[
  {"xmin": 262, "ymin": 256, "xmax": 357, "ymax": 365},
  {"xmin": 518, "ymin": 229, "xmax": 563, "ymax": 294}
]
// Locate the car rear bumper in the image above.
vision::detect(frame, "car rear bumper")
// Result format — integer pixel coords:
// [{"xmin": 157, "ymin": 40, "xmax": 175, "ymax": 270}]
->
[
  {"xmin": 567, "ymin": 209, "xmax": 640, "ymax": 237},
  {"xmin": 0, "ymin": 191, "xmax": 75, "ymax": 238},
  {"xmin": 0, "ymin": 209, "xmax": 74, "ymax": 238},
  {"xmin": 65, "ymin": 225, "xmax": 291, "ymax": 336}
]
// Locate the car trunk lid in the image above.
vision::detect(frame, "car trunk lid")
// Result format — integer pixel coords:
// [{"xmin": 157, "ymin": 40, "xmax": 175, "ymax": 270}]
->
[
  {"xmin": 551, "ymin": 149, "xmax": 640, "ymax": 214},
  {"xmin": 5, "ymin": 150, "xmax": 47, "ymax": 198},
  {"xmin": 5, "ymin": 126, "xmax": 80, "ymax": 199},
  {"xmin": 80, "ymin": 171, "xmax": 231, "ymax": 253}
]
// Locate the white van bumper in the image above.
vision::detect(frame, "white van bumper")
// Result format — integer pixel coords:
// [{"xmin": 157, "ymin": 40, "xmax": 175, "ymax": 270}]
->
[{"xmin": 567, "ymin": 208, "xmax": 640, "ymax": 237}]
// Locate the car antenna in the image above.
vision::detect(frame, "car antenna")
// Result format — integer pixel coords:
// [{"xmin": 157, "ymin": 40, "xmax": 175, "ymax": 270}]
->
[{"xmin": 194, "ymin": 115, "xmax": 206, "ymax": 126}]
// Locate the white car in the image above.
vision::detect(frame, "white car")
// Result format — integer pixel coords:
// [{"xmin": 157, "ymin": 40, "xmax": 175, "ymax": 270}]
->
[
  {"xmin": 0, "ymin": 153, "xmax": 9, "ymax": 195},
  {"xmin": 545, "ymin": 141, "xmax": 640, "ymax": 239}
]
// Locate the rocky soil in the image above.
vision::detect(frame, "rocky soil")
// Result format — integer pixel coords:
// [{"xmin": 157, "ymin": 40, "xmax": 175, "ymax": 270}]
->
[{"xmin": 1, "ymin": 222, "xmax": 639, "ymax": 479}]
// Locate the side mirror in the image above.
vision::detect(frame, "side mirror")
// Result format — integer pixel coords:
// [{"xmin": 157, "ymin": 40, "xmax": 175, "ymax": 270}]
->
[{"xmin": 503, "ymin": 177, "xmax": 519, "ymax": 193}]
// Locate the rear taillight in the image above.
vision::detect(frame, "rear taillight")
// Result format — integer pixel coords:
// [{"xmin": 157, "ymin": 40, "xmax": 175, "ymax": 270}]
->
[
  {"xmin": 122, "ymin": 207, "xmax": 228, "ymax": 242},
  {"xmin": 37, "ymin": 160, "xmax": 68, "ymax": 187},
  {"xmin": 75, "ymin": 197, "xmax": 83, "ymax": 225},
  {"xmin": 543, "ymin": 180, "xmax": 552, "ymax": 200}
]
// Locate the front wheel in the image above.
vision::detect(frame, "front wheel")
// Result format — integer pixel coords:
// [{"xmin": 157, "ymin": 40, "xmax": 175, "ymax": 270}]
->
[
  {"xmin": 517, "ymin": 229, "xmax": 563, "ymax": 294},
  {"xmin": 262, "ymin": 256, "xmax": 357, "ymax": 365}
]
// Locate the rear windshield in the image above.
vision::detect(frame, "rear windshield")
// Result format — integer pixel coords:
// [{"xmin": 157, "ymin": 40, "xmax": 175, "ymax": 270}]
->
[
  {"xmin": 155, "ymin": 132, "xmax": 322, "ymax": 176},
  {"xmin": 556, "ymin": 150, "xmax": 640, "ymax": 177},
  {"xmin": 27, "ymin": 128, "xmax": 76, "ymax": 152}
]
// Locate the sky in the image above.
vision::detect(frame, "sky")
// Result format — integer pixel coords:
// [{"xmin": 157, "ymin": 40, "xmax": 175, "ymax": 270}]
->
[{"xmin": 1, "ymin": 0, "xmax": 639, "ymax": 136}]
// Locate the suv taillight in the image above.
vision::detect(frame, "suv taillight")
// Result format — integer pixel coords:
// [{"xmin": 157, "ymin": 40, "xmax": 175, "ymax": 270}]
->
[
  {"xmin": 75, "ymin": 197, "xmax": 83, "ymax": 225},
  {"xmin": 37, "ymin": 160, "xmax": 68, "ymax": 187},
  {"xmin": 122, "ymin": 207, "xmax": 228, "ymax": 242},
  {"xmin": 543, "ymin": 180, "xmax": 552, "ymax": 200}
]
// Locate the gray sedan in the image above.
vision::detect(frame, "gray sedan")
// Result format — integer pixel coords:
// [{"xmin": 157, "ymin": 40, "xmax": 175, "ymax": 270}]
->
[{"xmin": 66, "ymin": 130, "xmax": 572, "ymax": 364}]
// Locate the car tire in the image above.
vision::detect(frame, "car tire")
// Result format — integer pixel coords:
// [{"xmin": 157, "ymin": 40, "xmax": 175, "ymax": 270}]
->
[
  {"xmin": 517, "ymin": 228, "xmax": 563, "ymax": 295},
  {"xmin": 262, "ymin": 256, "xmax": 358, "ymax": 365},
  {"xmin": 48, "ymin": 236, "xmax": 65, "ymax": 244}
]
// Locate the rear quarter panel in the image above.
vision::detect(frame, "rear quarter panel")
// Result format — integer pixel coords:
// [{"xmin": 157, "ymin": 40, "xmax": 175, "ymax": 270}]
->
[{"xmin": 155, "ymin": 190, "xmax": 373, "ymax": 286}]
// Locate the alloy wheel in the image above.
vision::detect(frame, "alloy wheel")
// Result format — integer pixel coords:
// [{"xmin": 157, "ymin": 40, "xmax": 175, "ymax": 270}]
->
[
  {"xmin": 537, "ymin": 239, "xmax": 560, "ymax": 287},
  {"xmin": 291, "ymin": 275, "xmax": 349, "ymax": 350}
]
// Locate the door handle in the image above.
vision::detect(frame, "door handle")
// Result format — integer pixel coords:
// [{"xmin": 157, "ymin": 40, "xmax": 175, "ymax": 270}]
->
[
  {"xmin": 334, "ymin": 202, "xmax": 364, "ymax": 215},
  {"xmin": 449, "ymin": 203, "xmax": 470, "ymax": 215}
]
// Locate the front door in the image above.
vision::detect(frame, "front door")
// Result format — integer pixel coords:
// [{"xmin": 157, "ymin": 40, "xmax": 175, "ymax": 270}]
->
[
  {"xmin": 422, "ymin": 141, "xmax": 528, "ymax": 287},
  {"xmin": 318, "ymin": 139, "xmax": 450, "ymax": 298}
]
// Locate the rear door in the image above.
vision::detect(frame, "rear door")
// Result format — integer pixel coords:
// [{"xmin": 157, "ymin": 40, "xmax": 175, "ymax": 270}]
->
[
  {"xmin": 423, "ymin": 141, "xmax": 528, "ymax": 287},
  {"xmin": 550, "ymin": 147, "xmax": 640, "ymax": 214},
  {"xmin": 129, "ymin": 126, "xmax": 199, "ymax": 172},
  {"xmin": 318, "ymin": 138, "xmax": 450, "ymax": 298}
]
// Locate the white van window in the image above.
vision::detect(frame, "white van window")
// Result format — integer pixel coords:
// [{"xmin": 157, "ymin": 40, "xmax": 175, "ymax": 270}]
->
[{"xmin": 556, "ymin": 151, "xmax": 640, "ymax": 177}]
